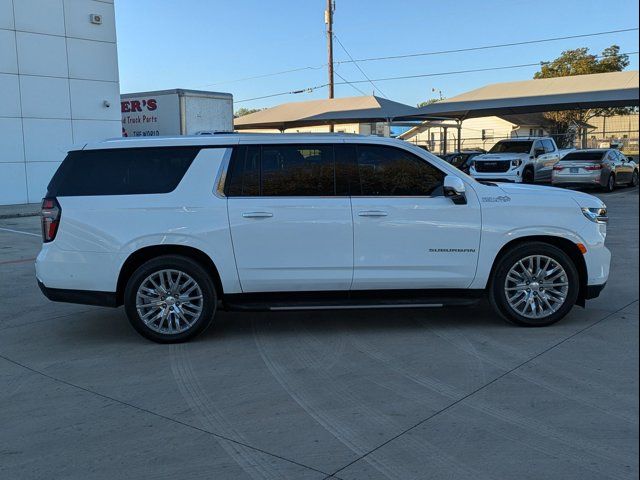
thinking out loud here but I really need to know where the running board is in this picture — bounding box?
[222,289,484,312]
[270,303,444,311]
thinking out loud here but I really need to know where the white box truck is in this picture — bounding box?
[121,89,233,137]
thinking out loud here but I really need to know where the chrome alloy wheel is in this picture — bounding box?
[135,269,204,334]
[504,255,569,319]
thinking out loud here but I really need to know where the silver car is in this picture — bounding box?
[552,149,639,192]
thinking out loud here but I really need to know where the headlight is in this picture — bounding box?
[511,159,522,167]
[581,207,608,223]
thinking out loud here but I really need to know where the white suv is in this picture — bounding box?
[36,134,611,343]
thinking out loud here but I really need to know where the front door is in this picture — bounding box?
[348,143,482,290]
[226,143,353,293]
[538,139,560,182]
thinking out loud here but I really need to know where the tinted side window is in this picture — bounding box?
[334,144,357,196]
[226,146,260,196]
[355,145,444,196]
[262,145,334,196]
[47,147,199,196]
[543,140,555,153]
[226,145,337,197]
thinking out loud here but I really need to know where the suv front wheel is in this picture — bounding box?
[124,255,217,343]
[489,242,579,327]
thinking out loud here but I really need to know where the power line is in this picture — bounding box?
[197,65,324,88]
[234,51,639,103]
[205,27,638,88]
[334,70,367,95]
[333,33,388,98]
[335,27,639,65]
[332,51,639,85]
[235,84,327,103]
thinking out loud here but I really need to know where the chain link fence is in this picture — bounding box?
[404,128,639,158]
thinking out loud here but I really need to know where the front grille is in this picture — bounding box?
[475,160,511,173]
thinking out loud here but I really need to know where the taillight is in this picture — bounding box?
[41,197,61,243]
[553,165,564,171]
[584,164,602,171]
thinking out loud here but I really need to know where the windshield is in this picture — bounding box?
[561,151,606,162]
[489,141,533,154]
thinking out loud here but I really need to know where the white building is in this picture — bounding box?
[399,112,639,155]
[0,0,121,205]
[399,114,552,154]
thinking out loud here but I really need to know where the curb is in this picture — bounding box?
[0,212,40,220]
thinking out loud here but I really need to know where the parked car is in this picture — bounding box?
[552,149,639,191]
[470,137,571,183]
[37,134,610,343]
[440,150,485,174]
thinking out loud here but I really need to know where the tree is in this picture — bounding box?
[533,45,632,147]
[234,107,263,118]
[417,97,445,108]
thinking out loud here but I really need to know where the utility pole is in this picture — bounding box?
[325,0,335,131]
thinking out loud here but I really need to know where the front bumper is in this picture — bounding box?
[470,170,521,183]
[585,283,607,300]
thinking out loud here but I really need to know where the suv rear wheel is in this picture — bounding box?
[124,255,217,343]
[489,242,579,327]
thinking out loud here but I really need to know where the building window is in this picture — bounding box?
[482,129,494,140]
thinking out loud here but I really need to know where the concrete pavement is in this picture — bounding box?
[0,187,637,479]
[0,203,40,219]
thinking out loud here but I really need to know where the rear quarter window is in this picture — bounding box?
[47,147,200,196]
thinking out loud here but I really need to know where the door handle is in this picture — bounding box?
[358,210,388,217]
[242,212,273,219]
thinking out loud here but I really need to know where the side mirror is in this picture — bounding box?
[534,147,545,158]
[443,175,467,205]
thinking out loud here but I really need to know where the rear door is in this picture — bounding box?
[614,151,633,183]
[348,143,481,290]
[226,143,353,292]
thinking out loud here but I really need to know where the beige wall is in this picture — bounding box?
[236,122,391,136]
[588,114,638,137]
[402,116,518,153]
[586,114,639,153]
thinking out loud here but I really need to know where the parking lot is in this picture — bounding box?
[0,187,637,479]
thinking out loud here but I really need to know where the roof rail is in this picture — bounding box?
[193,130,238,135]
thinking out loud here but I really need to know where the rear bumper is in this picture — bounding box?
[38,280,118,307]
[36,243,123,292]
[552,172,603,187]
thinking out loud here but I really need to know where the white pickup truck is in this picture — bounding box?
[470,137,571,184]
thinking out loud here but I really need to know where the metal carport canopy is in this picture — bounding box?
[234,95,420,130]
[406,70,639,120]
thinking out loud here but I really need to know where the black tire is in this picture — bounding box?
[124,255,217,343]
[629,170,639,187]
[604,173,615,192]
[489,242,580,327]
[522,167,535,184]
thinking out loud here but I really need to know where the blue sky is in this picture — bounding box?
[115,0,639,110]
